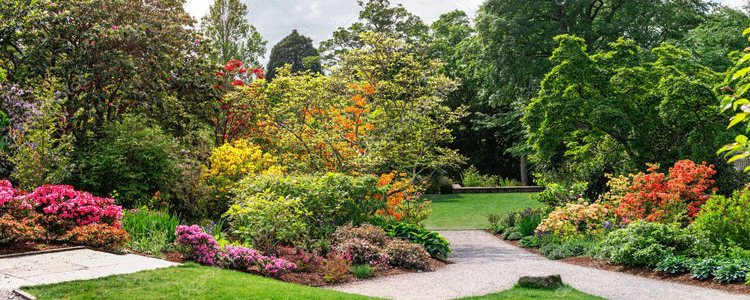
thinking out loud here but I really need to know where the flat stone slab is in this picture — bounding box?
[0,249,179,290]
[328,230,749,300]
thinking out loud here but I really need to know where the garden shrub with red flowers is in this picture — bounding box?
[599,159,716,224]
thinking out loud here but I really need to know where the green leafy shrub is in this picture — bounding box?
[691,257,721,280]
[385,239,431,271]
[122,208,180,256]
[539,238,594,260]
[423,174,454,194]
[382,222,451,259]
[593,221,697,267]
[72,116,181,208]
[655,255,693,274]
[233,173,387,240]
[714,259,750,283]
[351,264,376,279]
[224,191,310,253]
[503,227,523,240]
[519,235,541,248]
[516,208,544,237]
[694,189,750,249]
[532,182,587,207]
[461,165,496,187]
[487,213,507,234]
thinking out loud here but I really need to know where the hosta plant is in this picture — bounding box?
[655,255,693,274]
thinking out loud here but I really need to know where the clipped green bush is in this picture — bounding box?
[233,173,387,240]
[224,191,310,253]
[593,221,697,267]
[694,189,750,250]
[382,222,451,259]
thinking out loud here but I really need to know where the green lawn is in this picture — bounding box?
[422,193,542,229]
[22,264,382,300]
[455,285,607,300]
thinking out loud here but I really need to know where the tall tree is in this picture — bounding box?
[678,6,750,72]
[318,0,428,66]
[201,0,267,67]
[266,30,321,81]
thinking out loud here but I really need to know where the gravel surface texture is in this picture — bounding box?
[328,230,750,300]
[0,290,23,300]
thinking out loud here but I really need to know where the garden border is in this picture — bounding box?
[12,289,36,300]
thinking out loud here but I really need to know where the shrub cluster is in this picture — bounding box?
[536,202,612,239]
[382,222,451,259]
[593,221,699,267]
[693,188,750,249]
[330,223,432,271]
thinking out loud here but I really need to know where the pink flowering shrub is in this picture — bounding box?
[175,225,296,276]
[175,225,220,266]
[0,180,32,217]
[24,184,123,230]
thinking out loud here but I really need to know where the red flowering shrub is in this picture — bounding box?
[605,159,716,224]
[0,180,32,218]
[62,224,129,249]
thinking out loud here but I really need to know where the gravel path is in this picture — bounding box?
[328,230,750,300]
[0,290,23,300]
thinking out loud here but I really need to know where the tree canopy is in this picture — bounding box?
[266,30,321,81]
[201,0,268,67]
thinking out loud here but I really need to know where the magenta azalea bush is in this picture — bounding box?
[175,225,296,276]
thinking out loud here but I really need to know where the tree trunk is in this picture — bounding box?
[520,155,529,186]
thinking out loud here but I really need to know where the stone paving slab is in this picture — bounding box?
[329,230,750,300]
[0,249,179,290]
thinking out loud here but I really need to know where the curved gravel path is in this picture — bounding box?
[328,230,749,300]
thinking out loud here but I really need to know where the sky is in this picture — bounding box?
[184,0,745,64]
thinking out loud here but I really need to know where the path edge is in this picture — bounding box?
[0,246,87,259]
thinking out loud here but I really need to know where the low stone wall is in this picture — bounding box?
[450,185,544,194]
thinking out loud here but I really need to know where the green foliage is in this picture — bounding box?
[538,238,595,260]
[351,264,376,279]
[223,191,310,253]
[502,227,523,241]
[0,0,218,140]
[519,235,541,249]
[714,259,750,283]
[655,255,694,274]
[72,116,180,208]
[531,182,587,207]
[266,30,320,80]
[233,173,387,240]
[516,209,543,237]
[593,221,699,267]
[200,0,267,66]
[678,6,750,72]
[691,257,721,280]
[525,35,730,188]
[461,165,496,187]
[122,207,180,256]
[8,78,73,190]
[384,239,431,270]
[382,222,451,259]
[694,189,750,249]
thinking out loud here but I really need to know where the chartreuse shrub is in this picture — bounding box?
[461,165,496,187]
[593,221,702,267]
[232,173,387,240]
[382,222,451,259]
[693,188,750,249]
[531,181,587,207]
[536,201,612,239]
[223,191,309,253]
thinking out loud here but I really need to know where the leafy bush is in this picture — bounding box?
[0,214,44,244]
[175,225,220,266]
[532,182,587,207]
[331,223,389,247]
[61,224,130,249]
[694,189,750,249]
[423,174,454,194]
[72,116,181,208]
[655,255,693,274]
[539,238,595,260]
[320,253,352,283]
[333,238,384,266]
[233,173,387,239]
[224,191,309,253]
[502,227,523,240]
[385,239,431,271]
[275,247,322,272]
[351,264,376,278]
[536,202,612,239]
[516,208,544,237]
[382,222,451,259]
[25,184,123,234]
[461,165,497,187]
[593,221,697,267]
[691,257,720,280]
[714,259,750,283]
[122,208,180,255]
[519,235,541,248]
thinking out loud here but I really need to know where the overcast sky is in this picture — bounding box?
[183,0,744,64]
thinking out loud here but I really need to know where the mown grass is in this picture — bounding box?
[455,285,607,300]
[22,263,383,300]
[422,193,542,229]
